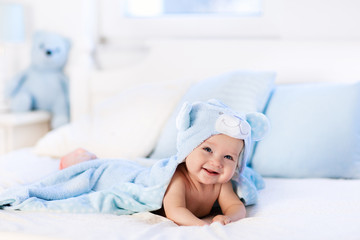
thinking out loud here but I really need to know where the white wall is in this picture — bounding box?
[2,0,360,82]
[279,0,360,40]
[8,0,83,42]
[6,0,360,43]
[3,0,360,62]
[3,0,360,119]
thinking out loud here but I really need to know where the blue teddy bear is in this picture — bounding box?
[6,31,71,129]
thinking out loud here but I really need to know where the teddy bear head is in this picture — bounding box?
[31,31,71,71]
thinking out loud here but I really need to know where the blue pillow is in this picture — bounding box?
[251,82,360,178]
[150,70,276,159]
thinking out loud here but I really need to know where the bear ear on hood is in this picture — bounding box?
[176,102,193,131]
[246,112,270,141]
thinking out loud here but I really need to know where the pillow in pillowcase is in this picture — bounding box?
[34,81,189,159]
[150,70,276,159]
[251,82,360,178]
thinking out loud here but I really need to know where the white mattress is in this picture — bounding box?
[1,149,359,240]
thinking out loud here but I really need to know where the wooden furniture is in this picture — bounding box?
[0,111,50,155]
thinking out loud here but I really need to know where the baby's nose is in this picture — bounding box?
[210,156,223,168]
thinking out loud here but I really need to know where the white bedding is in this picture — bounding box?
[1,149,359,240]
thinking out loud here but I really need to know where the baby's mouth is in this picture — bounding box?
[203,168,219,175]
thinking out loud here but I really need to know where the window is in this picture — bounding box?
[125,0,262,17]
[99,0,278,39]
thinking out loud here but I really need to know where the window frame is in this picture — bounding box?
[99,0,279,39]
[125,0,263,17]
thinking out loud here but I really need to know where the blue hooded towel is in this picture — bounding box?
[0,100,269,214]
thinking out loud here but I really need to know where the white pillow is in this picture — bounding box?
[34,80,190,159]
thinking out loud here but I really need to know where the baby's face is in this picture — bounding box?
[185,134,244,185]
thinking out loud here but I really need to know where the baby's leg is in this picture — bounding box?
[59,148,97,170]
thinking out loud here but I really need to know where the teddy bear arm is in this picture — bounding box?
[50,88,70,128]
[5,71,28,98]
[60,75,70,102]
[6,71,34,112]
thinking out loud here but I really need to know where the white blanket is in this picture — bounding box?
[1,149,359,240]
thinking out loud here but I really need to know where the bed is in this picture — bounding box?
[1,149,360,240]
[2,14,360,240]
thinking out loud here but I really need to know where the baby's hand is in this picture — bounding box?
[212,215,231,225]
[59,148,97,170]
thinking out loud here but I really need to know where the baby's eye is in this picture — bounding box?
[203,147,212,153]
[224,155,234,161]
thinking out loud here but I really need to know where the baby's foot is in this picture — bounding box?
[59,148,97,170]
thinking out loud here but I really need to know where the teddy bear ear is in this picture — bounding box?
[176,102,193,131]
[246,112,270,141]
[63,37,71,50]
[33,31,43,44]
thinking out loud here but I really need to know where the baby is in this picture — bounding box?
[60,99,268,226]
[162,133,245,226]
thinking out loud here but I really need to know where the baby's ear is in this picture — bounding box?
[246,112,270,141]
[176,102,193,131]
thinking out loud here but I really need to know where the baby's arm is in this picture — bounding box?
[213,181,246,225]
[163,172,208,226]
[59,148,97,170]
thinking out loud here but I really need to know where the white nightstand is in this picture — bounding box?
[0,111,51,155]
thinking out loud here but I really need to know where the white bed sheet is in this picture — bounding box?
[0,149,359,240]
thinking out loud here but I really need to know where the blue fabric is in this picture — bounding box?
[150,70,276,159]
[0,157,263,214]
[176,100,269,173]
[252,82,360,178]
[0,158,176,214]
